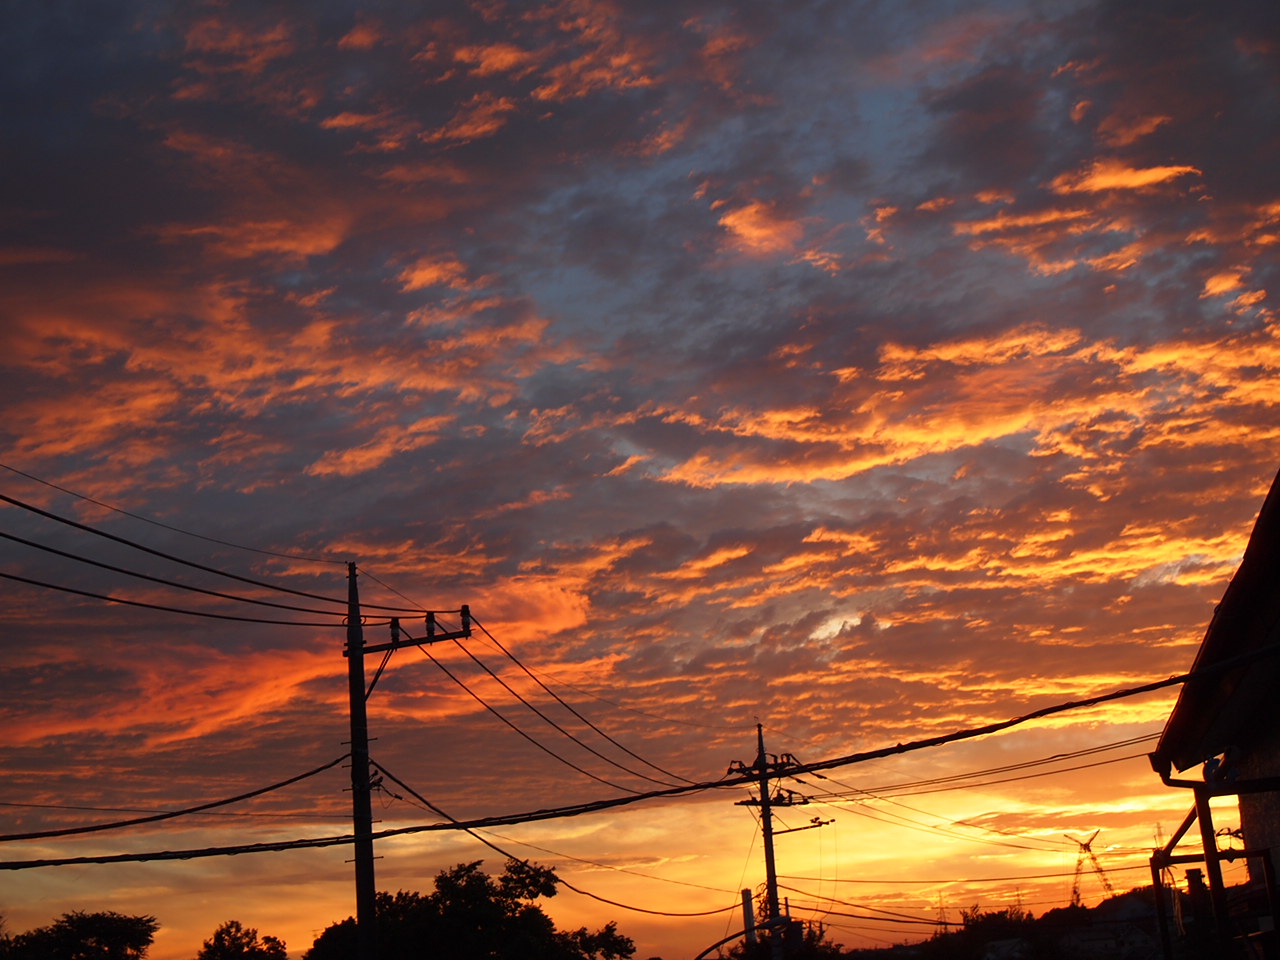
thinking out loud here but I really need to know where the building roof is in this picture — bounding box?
[1151,467,1280,775]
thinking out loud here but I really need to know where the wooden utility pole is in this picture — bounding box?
[346,563,377,960]
[344,563,471,960]
[731,724,808,960]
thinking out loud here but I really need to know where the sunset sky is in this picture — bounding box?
[2,1,1279,957]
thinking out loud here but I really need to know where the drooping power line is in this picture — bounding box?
[0,492,422,612]
[414,643,651,796]
[450,636,684,789]
[0,755,350,842]
[371,759,738,918]
[471,616,698,785]
[0,569,358,627]
[0,461,346,564]
[0,528,354,617]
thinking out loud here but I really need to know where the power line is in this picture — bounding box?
[0,528,353,617]
[0,800,350,821]
[0,773,726,870]
[809,750,1155,801]
[415,644,650,795]
[450,636,683,789]
[0,756,350,842]
[801,794,1062,853]
[560,880,735,917]
[371,760,737,918]
[466,635,743,732]
[777,863,1155,884]
[0,492,422,612]
[809,734,1159,799]
[810,783,1064,850]
[372,764,732,895]
[791,767,1068,851]
[356,566,429,612]
[0,570,362,627]
[779,883,939,924]
[776,657,1262,783]
[0,461,346,564]
[477,831,738,895]
[471,617,698,785]
[793,907,941,928]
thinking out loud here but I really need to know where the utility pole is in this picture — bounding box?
[730,724,808,960]
[344,563,471,960]
[346,563,376,960]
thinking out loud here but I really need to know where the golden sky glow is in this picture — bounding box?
[1,2,1277,958]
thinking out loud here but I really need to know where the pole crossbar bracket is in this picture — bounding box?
[356,607,472,654]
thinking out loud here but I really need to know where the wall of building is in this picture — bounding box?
[1238,712,1280,884]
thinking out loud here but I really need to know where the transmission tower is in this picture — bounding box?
[1067,829,1116,906]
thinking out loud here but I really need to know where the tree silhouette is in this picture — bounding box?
[0,910,158,960]
[195,920,287,959]
[304,859,634,960]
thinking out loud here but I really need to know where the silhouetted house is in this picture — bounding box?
[1149,466,1280,958]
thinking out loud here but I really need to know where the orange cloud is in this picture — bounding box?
[604,454,647,477]
[895,525,1247,589]
[682,19,755,97]
[377,159,473,185]
[1084,241,1147,272]
[158,129,370,259]
[4,378,187,462]
[659,545,753,580]
[183,17,295,76]
[953,205,1138,275]
[917,196,955,212]
[8,645,342,748]
[0,270,585,473]
[975,189,1015,205]
[720,202,805,255]
[1096,112,1172,147]
[954,207,1093,236]
[1049,158,1201,194]
[634,115,695,155]
[304,416,454,477]
[423,92,518,143]
[528,0,656,101]
[878,324,1082,378]
[656,321,1280,488]
[1230,289,1268,313]
[319,111,385,130]
[338,20,384,51]
[161,216,351,261]
[454,42,543,77]
[1201,268,1247,298]
[398,256,476,292]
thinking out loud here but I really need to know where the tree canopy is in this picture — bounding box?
[0,910,158,960]
[303,859,635,960]
[195,920,287,960]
